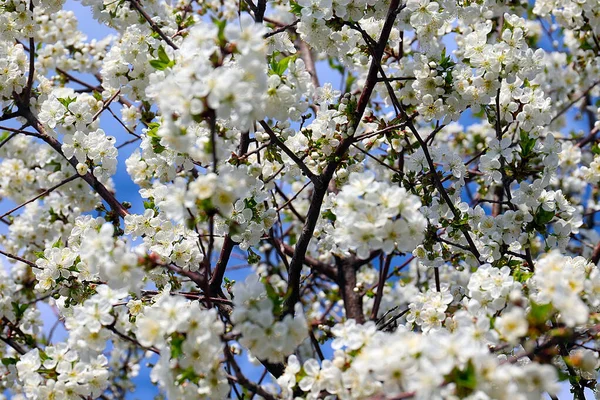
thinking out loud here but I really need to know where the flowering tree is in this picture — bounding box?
[1,0,600,398]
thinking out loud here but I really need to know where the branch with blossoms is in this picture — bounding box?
[1,0,600,399]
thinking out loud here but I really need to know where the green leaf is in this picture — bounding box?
[512,267,533,283]
[439,46,455,69]
[1,357,17,366]
[269,54,296,76]
[38,351,50,361]
[145,123,166,153]
[47,160,62,172]
[323,209,336,222]
[12,302,29,319]
[534,206,555,225]
[247,248,261,264]
[149,46,174,70]
[211,17,227,45]
[289,0,303,15]
[519,129,537,157]
[146,122,160,136]
[151,137,166,153]
[157,45,170,63]
[265,144,283,163]
[143,199,156,210]
[529,301,554,325]
[170,334,185,358]
[57,96,77,109]
[176,366,198,384]
[149,59,169,70]
[244,197,257,210]
[446,359,477,397]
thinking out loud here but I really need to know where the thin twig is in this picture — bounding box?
[550,81,600,124]
[259,120,318,183]
[0,174,79,220]
[16,107,129,219]
[371,254,392,320]
[0,249,38,269]
[264,19,299,38]
[92,90,121,122]
[127,0,179,49]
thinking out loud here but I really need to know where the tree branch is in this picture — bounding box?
[259,120,318,183]
[349,20,482,263]
[209,235,235,295]
[283,0,401,315]
[550,80,600,124]
[23,0,35,99]
[0,249,39,269]
[224,346,280,400]
[370,254,392,320]
[127,0,179,50]
[0,174,79,220]
[16,106,129,219]
[105,324,160,355]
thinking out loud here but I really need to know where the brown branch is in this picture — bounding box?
[255,0,267,23]
[550,80,600,124]
[0,249,39,269]
[0,335,26,355]
[92,90,121,122]
[276,240,337,280]
[165,263,206,288]
[117,136,141,149]
[107,107,141,138]
[354,121,412,141]
[283,0,401,315]
[370,254,392,320]
[259,120,318,183]
[224,346,280,400]
[16,106,129,219]
[105,324,160,355]
[376,76,416,82]
[23,0,35,99]
[56,68,101,91]
[351,142,403,174]
[577,125,599,148]
[297,40,320,88]
[0,174,79,220]
[350,21,481,263]
[274,182,308,223]
[337,256,365,323]
[127,0,179,50]
[0,132,17,150]
[0,112,19,122]
[209,235,235,295]
[140,290,232,305]
[264,20,299,38]
[0,125,39,137]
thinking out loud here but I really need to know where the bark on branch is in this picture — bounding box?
[282,0,401,315]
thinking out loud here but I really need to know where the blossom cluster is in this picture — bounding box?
[135,293,230,399]
[329,171,427,259]
[232,274,308,363]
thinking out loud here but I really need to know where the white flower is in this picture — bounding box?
[495,308,528,343]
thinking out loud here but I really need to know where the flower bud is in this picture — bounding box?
[76,163,88,175]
